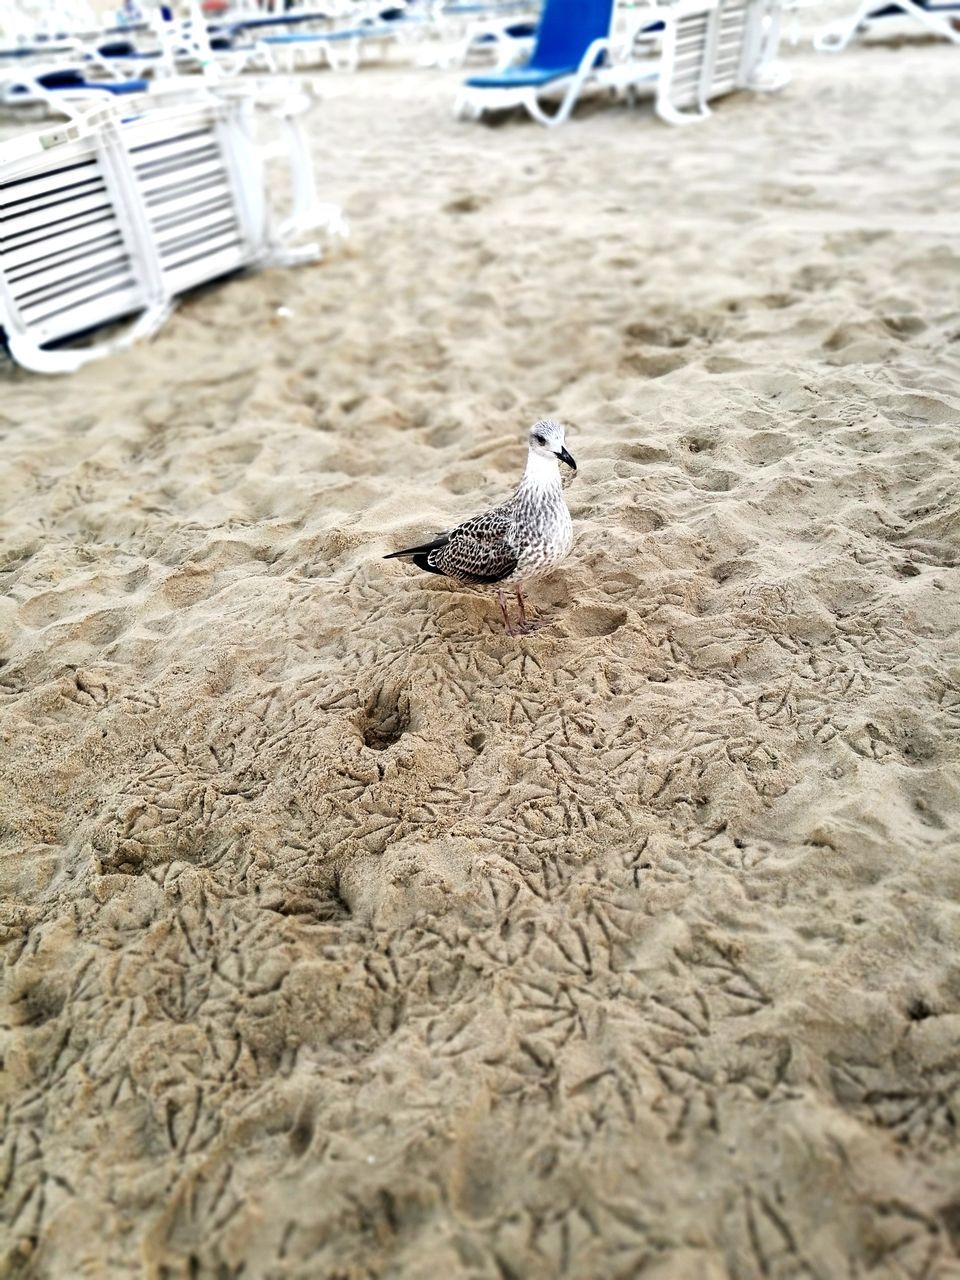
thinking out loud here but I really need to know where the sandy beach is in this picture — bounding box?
[2,28,960,1279]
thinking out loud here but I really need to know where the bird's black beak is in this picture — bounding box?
[557,446,577,471]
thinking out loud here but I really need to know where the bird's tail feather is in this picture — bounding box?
[383,534,449,561]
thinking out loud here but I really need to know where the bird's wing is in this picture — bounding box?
[428,505,519,583]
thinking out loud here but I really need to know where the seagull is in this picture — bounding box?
[384,419,576,635]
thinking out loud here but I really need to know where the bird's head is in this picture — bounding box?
[528,419,576,472]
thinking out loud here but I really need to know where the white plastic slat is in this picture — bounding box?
[140,163,229,206]
[125,120,218,154]
[0,173,105,224]
[151,194,234,233]
[20,254,137,312]
[1,219,123,272]
[1,191,116,245]
[161,242,247,294]
[30,282,145,342]
[128,132,221,175]
[155,207,240,246]
[674,53,707,75]
[158,223,242,264]
[671,71,702,91]
[132,129,219,158]
[8,242,131,299]
[136,154,224,195]
[133,141,221,180]
[28,267,141,325]
[0,155,101,206]
[132,130,218,159]
[142,180,234,222]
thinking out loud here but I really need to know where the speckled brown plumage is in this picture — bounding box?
[385,419,576,633]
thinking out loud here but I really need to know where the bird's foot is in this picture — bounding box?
[514,618,546,635]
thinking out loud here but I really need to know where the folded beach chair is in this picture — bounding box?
[0,82,344,373]
[645,0,787,124]
[454,0,633,126]
[814,0,959,48]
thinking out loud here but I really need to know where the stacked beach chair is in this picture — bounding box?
[0,81,344,372]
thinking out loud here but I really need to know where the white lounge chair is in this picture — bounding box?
[814,0,959,48]
[645,0,788,125]
[0,81,344,373]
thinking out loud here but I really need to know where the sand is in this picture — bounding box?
[2,31,960,1280]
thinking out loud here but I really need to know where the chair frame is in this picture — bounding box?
[455,33,642,126]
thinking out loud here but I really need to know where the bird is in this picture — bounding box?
[384,419,577,635]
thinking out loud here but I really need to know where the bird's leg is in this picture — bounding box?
[516,583,528,627]
[515,582,544,634]
[497,588,516,636]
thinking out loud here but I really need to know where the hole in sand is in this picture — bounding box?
[289,1103,315,1156]
[358,686,410,751]
[567,607,627,638]
[622,442,671,465]
[907,998,934,1022]
[680,436,714,455]
[693,470,737,493]
[622,505,664,533]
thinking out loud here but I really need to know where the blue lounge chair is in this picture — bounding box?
[455,0,656,125]
[40,69,149,94]
[814,0,959,47]
[0,63,150,112]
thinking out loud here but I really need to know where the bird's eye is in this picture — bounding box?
[534,435,546,446]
